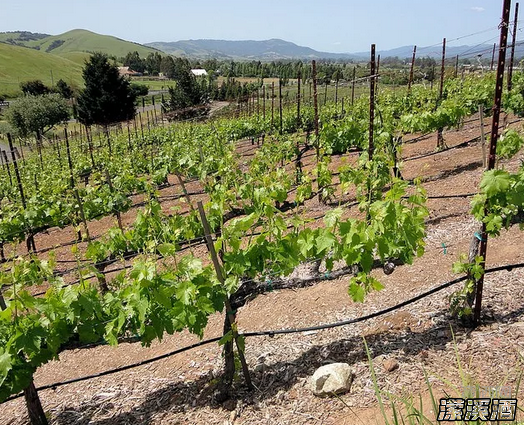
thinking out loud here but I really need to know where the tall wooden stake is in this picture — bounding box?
[408,45,417,93]
[65,129,90,241]
[262,85,266,120]
[312,60,320,159]
[271,82,275,130]
[8,134,34,252]
[105,170,123,233]
[279,79,283,135]
[508,2,519,91]
[491,42,497,70]
[474,0,511,326]
[197,202,253,391]
[437,38,447,150]
[375,54,381,95]
[2,151,12,186]
[369,44,376,161]
[351,67,356,105]
[479,104,487,168]
[297,71,301,126]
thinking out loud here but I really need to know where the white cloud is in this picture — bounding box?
[471,6,485,12]
[333,41,342,45]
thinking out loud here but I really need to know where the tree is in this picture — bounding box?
[4,94,69,142]
[56,79,73,99]
[130,83,149,98]
[76,53,136,127]
[20,80,50,96]
[160,56,176,79]
[167,59,208,110]
[145,52,163,76]
[123,51,145,73]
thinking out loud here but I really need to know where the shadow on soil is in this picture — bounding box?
[51,307,491,425]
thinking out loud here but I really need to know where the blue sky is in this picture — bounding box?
[0,0,511,53]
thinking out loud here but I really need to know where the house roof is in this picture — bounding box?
[191,69,208,76]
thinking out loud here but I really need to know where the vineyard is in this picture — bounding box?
[2,6,524,423]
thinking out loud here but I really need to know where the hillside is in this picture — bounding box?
[0,42,83,97]
[146,38,356,60]
[0,31,50,46]
[20,29,160,57]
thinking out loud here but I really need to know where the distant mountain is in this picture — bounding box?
[146,38,357,60]
[353,44,524,60]
[0,29,161,58]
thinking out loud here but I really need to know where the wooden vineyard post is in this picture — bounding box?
[271,82,275,130]
[479,104,487,168]
[160,94,165,125]
[8,134,35,252]
[2,150,13,186]
[0,293,49,425]
[436,38,447,150]
[369,44,376,161]
[491,42,497,70]
[262,85,266,120]
[152,95,158,125]
[127,121,132,152]
[323,78,328,107]
[18,139,25,162]
[474,0,511,326]
[256,89,260,118]
[105,126,112,156]
[197,202,253,392]
[297,71,301,127]
[86,126,95,168]
[65,129,90,242]
[508,2,519,91]
[351,67,356,105]
[408,45,417,93]
[105,170,124,232]
[175,172,195,212]
[279,79,283,135]
[312,60,320,161]
[335,75,339,107]
[455,55,459,78]
[375,54,381,95]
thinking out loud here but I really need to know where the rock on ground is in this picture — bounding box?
[310,363,353,397]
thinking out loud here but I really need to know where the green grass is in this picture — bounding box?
[0,43,83,97]
[55,51,92,66]
[131,78,176,91]
[363,331,524,425]
[24,29,160,58]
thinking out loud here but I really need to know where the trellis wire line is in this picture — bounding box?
[2,261,523,404]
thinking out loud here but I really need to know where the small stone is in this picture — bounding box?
[310,363,353,397]
[383,358,399,372]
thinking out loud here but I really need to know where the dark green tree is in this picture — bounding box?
[20,80,50,96]
[123,51,145,73]
[76,53,136,126]
[160,56,176,79]
[168,59,208,109]
[55,79,73,99]
[145,52,163,75]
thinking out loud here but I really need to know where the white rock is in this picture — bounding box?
[310,363,353,396]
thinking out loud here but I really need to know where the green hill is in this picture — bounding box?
[25,29,160,57]
[0,43,83,97]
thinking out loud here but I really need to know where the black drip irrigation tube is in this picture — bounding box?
[3,261,524,404]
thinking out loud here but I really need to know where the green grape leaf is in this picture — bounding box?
[480,170,511,197]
